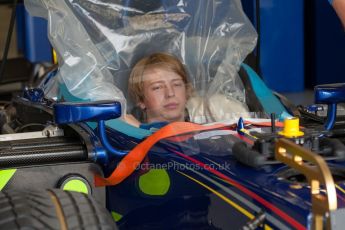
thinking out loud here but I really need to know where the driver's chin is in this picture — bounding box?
[147,107,184,123]
[161,110,184,122]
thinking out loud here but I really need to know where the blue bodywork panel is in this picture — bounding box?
[100,123,345,229]
[259,0,304,92]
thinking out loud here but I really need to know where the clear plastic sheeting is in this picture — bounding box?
[25,0,257,123]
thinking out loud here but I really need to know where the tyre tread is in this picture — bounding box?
[0,189,117,230]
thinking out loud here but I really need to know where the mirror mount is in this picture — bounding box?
[54,101,129,157]
[315,83,345,130]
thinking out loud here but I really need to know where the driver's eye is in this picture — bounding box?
[151,84,164,91]
[173,82,184,87]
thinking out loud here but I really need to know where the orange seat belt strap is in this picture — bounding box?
[94,121,229,187]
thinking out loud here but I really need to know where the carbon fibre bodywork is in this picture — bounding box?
[0,98,106,206]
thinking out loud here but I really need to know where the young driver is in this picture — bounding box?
[125,53,192,127]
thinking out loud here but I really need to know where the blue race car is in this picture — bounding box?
[1,0,345,229]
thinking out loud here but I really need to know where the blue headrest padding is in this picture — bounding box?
[241,63,292,121]
[58,83,152,139]
[87,119,152,139]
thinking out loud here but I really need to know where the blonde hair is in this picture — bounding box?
[128,53,191,104]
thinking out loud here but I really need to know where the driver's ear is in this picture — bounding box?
[138,101,146,110]
[186,83,193,100]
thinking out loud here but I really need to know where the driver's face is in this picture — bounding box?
[139,68,187,123]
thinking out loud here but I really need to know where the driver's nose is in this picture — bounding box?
[165,84,175,98]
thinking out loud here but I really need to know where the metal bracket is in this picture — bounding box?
[0,125,64,142]
[275,138,337,230]
[42,125,64,137]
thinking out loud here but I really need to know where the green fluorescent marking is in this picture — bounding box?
[0,169,16,191]
[138,169,170,196]
[62,179,89,194]
[111,211,123,222]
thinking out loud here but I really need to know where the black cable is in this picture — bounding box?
[0,0,18,83]
[271,113,276,133]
